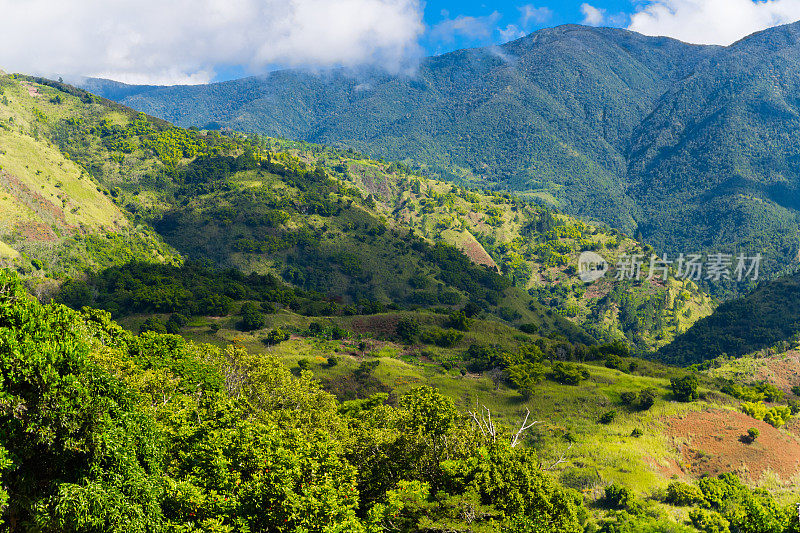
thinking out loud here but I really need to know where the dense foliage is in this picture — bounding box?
[0,271,592,531]
[658,274,800,365]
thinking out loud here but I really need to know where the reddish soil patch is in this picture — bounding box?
[755,351,800,393]
[584,278,613,299]
[1,172,74,235]
[349,315,401,338]
[20,82,41,97]
[458,236,497,269]
[664,409,800,482]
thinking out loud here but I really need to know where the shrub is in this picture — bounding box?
[549,362,590,385]
[139,316,167,334]
[630,428,643,438]
[746,428,759,443]
[297,358,311,371]
[165,313,188,334]
[327,356,339,367]
[446,310,472,331]
[670,375,699,402]
[620,391,638,406]
[239,302,266,331]
[519,323,538,334]
[636,388,658,410]
[689,509,730,533]
[604,354,625,370]
[666,481,705,506]
[263,328,290,346]
[396,317,420,343]
[604,484,641,514]
[599,410,617,424]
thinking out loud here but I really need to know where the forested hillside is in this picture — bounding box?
[0,75,175,285]
[0,72,714,351]
[83,23,800,287]
[658,273,800,366]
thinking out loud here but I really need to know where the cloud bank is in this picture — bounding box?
[0,0,424,84]
[629,0,800,45]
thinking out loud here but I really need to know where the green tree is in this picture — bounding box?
[670,375,699,402]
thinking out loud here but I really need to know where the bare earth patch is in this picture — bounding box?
[664,408,800,482]
[755,350,800,393]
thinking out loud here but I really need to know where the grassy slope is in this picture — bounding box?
[116,308,800,514]
[0,75,177,279]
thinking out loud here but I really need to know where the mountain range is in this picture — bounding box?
[82,23,800,285]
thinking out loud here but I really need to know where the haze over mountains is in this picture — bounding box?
[83,22,800,280]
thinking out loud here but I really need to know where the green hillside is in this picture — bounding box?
[2,73,800,531]
[658,273,800,366]
[83,23,800,289]
[0,75,176,284]
[1,73,714,350]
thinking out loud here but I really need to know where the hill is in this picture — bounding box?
[657,273,800,365]
[2,73,714,350]
[0,75,176,286]
[82,23,800,288]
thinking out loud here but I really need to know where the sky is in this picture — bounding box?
[0,0,800,85]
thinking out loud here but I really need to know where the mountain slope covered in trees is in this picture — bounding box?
[83,23,800,283]
[2,72,716,350]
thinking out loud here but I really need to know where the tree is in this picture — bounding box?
[396,316,420,343]
[140,316,167,334]
[239,301,266,331]
[671,375,699,402]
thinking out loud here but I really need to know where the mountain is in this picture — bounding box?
[82,23,800,286]
[4,74,800,530]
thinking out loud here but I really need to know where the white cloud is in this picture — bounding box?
[0,0,424,85]
[498,24,527,42]
[629,0,800,45]
[581,3,607,26]
[518,5,553,26]
[429,12,503,44]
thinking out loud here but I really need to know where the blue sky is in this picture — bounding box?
[419,0,634,57]
[2,0,800,85]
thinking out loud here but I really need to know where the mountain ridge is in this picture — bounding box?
[79,23,800,287]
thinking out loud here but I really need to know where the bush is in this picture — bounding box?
[666,481,705,506]
[239,302,266,331]
[139,316,167,334]
[689,509,730,533]
[599,410,617,424]
[263,328,290,346]
[297,358,311,371]
[620,391,638,406]
[446,310,472,331]
[746,428,759,443]
[396,317,420,343]
[549,362,590,385]
[670,375,699,402]
[519,323,538,334]
[327,356,339,367]
[630,428,643,438]
[604,484,641,514]
[636,388,658,410]
[165,313,188,334]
